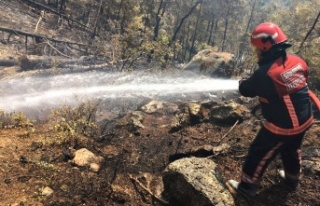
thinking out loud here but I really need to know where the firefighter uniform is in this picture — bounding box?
[227,22,320,196]
[238,50,320,189]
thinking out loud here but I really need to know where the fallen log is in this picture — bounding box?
[0,58,17,67]
[0,26,86,47]
[0,55,109,71]
[64,63,110,70]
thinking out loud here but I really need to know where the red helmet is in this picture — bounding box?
[250,22,287,51]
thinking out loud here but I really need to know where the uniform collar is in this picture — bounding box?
[258,49,286,66]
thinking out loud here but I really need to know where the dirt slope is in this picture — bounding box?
[0,106,319,206]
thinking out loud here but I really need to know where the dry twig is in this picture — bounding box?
[35,10,45,33]
[128,174,169,205]
[219,120,239,144]
[43,41,71,58]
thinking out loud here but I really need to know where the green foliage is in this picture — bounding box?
[0,111,35,138]
[50,102,100,137]
[13,112,33,127]
[197,43,219,52]
[0,110,14,128]
[0,110,33,128]
[21,0,320,75]
[304,37,320,91]
[142,35,173,63]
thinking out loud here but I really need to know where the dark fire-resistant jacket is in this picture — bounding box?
[239,50,319,135]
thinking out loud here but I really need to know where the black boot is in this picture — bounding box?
[278,170,300,190]
[227,180,258,196]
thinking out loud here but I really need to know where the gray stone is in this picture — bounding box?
[139,100,179,114]
[303,158,320,175]
[209,100,250,125]
[116,111,145,131]
[163,157,234,206]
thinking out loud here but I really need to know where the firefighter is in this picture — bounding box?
[227,22,320,196]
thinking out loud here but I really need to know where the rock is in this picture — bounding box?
[116,111,145,131]
[41,186,54,196]
[187,102,202,117]
[181,102,203,122]
[89,163,101,172]
[140,100,165,114]
[183,49,236,78]
[170,106,191,132]
[139,100,179,114]
[163,157,234,206]
[199,100,220,121]
[212,143,231,155]
[170,102,204,132]
[71,148,103,172]
[209,100,251,125]
[303,157,320,175]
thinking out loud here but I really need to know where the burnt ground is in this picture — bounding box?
[0,96,319,206]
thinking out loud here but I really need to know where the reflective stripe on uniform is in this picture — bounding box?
[263,116,313,136]
[252,142,283,182]
[283,95,299,128]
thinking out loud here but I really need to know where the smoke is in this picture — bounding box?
[0,70,239,118]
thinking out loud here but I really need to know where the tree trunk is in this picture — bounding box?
[235,0,256,68]
[297,11,320,54]
[168,1,202,47]
[91,0,103,38]
[153,0,167,41]
[207,19,214,45]
[188,3,202,60]
[221,7,230,52]
[117,0,124,20]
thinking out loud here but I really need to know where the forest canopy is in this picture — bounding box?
[2,0,320,89]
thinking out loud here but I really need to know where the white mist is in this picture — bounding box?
[0,70,239,113]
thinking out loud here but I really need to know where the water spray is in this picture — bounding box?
[0,70,239,117]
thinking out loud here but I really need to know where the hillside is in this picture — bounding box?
[0,1,319,206]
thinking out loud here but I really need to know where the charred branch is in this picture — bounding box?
[0,26,86,47]
[20,0,91,32]
[297,11,320,54]
[0,55,110,71]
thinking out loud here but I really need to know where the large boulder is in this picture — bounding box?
[183,49,236,78]
[162,157,234,206]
